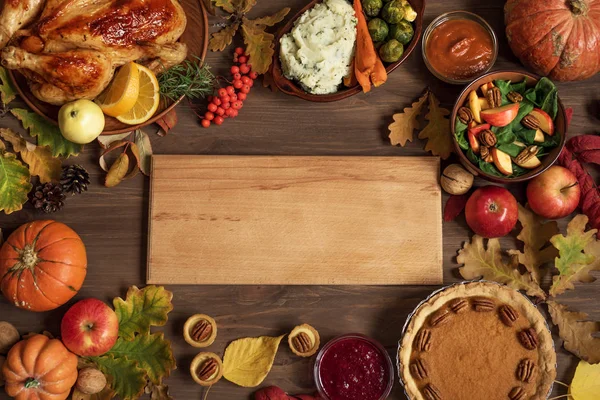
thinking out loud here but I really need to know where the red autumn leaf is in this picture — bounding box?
[567,135,600,153]
[294,395,322,400]
[444,194,469,222]
[565,107,573,127]
[575,149,600,164]
[156,109,178,136]
[255,386,291,400]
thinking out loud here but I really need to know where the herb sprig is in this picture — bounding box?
[157,57,217,102]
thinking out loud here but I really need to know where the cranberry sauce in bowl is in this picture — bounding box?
[314,334,394,400]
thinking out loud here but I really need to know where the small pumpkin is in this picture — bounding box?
[3,334,78,400]
[505,0,600,81]
[0,220,87,312]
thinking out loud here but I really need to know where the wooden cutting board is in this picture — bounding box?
[147,156,443,285]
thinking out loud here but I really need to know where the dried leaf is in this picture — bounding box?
[213,0,236,13]
[134,130,152,175]
[249,7,290,28]
[99,140,129,172]
[0,128,61,183]
[113,285,173,341]
[569,360,600,400]
[147,383,173,400]
[549,214,600,296]
[155,109,178,136]
[105,153,129,188]
[507,204,559,283]
[223,335,285,387]
[457,235,546,299]
[89,354,147,400]
[0,150,32,214]
[97,132,132,149]
[547,301,600,364]
[0,66,16,104]
[418,92,453,159]
[443,194,468,222]
[125,142,141,180]
[209,22,240,52]
[241,9,291,75]
[388,91,428,146]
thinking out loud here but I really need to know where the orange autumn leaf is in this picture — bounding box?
[353,0,377,93]
[418,92,453,160]
[388,90,428,146]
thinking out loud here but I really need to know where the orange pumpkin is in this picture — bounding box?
[0,220,87,312]
[3,334,78,400]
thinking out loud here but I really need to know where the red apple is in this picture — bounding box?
[481,103,520,127]
[61,298,119,357]
[529,108,554,135]
[527,166,580,219]
[466,186,518,238]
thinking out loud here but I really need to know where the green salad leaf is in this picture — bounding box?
[455,119,468,150]
[524,77,558,119]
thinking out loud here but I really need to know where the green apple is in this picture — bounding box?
[58,100,105,144]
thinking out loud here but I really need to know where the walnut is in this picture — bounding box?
[0,321,20,354]
[440,164,474,195]
[76,368,107,395]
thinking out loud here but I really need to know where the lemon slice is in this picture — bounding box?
[95,62,140,117]
[116,64,160,125]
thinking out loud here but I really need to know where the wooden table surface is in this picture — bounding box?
[1,0,599,399]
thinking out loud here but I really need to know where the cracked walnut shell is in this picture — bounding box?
[190,352,223,386]
[183,314,217,348]
[288,324,320,357]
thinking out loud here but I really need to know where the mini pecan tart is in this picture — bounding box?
[190,352,223,386]
[288,323,320,357]
[398,282,556,400]
[183,314,218,348]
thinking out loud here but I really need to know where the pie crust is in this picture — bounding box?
[398,282,556,400]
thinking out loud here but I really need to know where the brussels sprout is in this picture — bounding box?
[381,0,405,24]
[388,20,414,45]
[403,3,418,22]
[379,39,404,63]
[368,18,389,43]
[362,0,382,17]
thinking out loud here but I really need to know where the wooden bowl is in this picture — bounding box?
[8,0,209,135]
[451,70,567,184]
[271,0,425,102]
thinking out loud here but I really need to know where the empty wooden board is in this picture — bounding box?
[147,156,443,285]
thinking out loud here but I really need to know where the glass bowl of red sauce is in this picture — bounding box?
[422,11,498,84]
[314,334,394,400]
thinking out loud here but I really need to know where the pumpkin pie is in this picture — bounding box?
[398,282,556,400]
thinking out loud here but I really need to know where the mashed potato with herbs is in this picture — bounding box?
[279,0,357,95]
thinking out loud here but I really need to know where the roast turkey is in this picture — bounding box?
[0,0,188,105]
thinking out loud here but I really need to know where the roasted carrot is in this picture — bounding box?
[353,0,377,93]
[344,59,357,87]
[371,55,388,87]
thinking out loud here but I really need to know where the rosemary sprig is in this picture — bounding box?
[157,57,217,102]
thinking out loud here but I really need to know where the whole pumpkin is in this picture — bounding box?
[3,334,78,400]
[0,220,87,312]
[505,0,600,81]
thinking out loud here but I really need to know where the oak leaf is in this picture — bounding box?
[146,383,173,400]
[549,214,600,297]
[457,235,546,298]
[223,335,285,387]
[507,204,559,283]
[89,354,147,400]
[569,360,600,400]
[0,150,32,214]
[0,66,16,104]
[241,8,290,75]
[547,301,600,364]
[209,22,240,52]
[249,8,290,28]
[388,90,428,146]
[0,128,61,183]
[213,0,255,13]
[418,92,453,159]
[113,285,173,341]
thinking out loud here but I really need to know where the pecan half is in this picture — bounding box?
[518,328,539,350]
[499,305,520,327]
[197,358,218,382]
[292,332,312,353]
[480,145,490,161]
[472,297,495,312]
[449,298,468,314]
[479,130,497,147]
[486,87,502,108]
[517,359,536,383]
[515,146,539,164]
[458,107,474,124]
[415,329,432,352]
[430,309,451,327]
[191,320,213,342]
[507,91,523,103]
[521,115,540,130]
[423,384,442,400]
[409,358,428,380]
[509,386,527,400]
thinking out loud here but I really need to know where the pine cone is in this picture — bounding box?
[30,182,66,213]
[61,164,90,195]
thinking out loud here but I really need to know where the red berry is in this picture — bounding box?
[233,72,242,80]
[225,108,234,117]
[249,71,258,79]
[241,76,251,85]
[205,111,215,120]
[226,86,235,95]
[214,116,224,125]
[237,92,247,101]
[233,55,238,63]
[233,80,243,89]
[232,100,243,110]
[231,66,240,74]
[207,103,217,112]
[201,119,210,128]
[218,88,227,97]
[240,85,250,94]
[221,95,230,103]
[230,94,238,102]
[238,55,247,64]
[207,95,213,102]
[212,97,221,106]
[222,102,231,110]
[230,109,238,117]
[216,107,225,116]
[240,64,250,74]
[235,47,244,55]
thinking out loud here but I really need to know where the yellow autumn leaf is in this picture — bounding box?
[388,90,428,146]
[0,128,61,183]
[105,152,129,187]
[222,335,284,387]
[418,92,453,159]
[241,9,289,75]
[209,22,239,52]
[570,360,600,400]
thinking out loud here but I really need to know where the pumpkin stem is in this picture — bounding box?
[568,0,588,15]
[24,378,40,389]
[19,244,39,270]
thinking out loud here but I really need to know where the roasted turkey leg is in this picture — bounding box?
[0,0,45,48]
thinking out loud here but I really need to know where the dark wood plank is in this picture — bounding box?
[1,0,599,399]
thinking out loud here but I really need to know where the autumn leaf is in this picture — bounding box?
[241,8,290,75]
[249,7,290,28]
[0,128,61,183]
[549,214,600,297]
[0,66,16,104]
[457,235,546,299]
[223,335,285,387]
[0,150,32,214]
[146,382,173,400]
[417,92,453,159]
[134,130,152,175]
[388,90,428,146]
[213,0,236,13]
[569,360,600,400]
[547,301,600,364]
[113,285,173,341]
[90,354,147,400]
[209,22,240,52]
[105,153,129,187]
[10,108,81,158]
[507,204,559,283]
[155,109,177,136]
[97,132,132,149]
